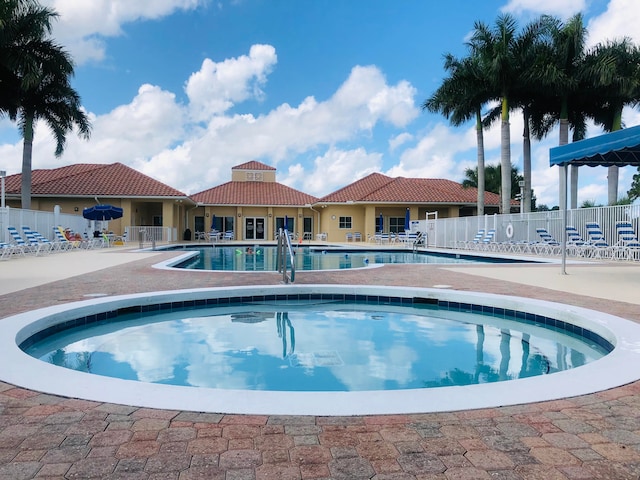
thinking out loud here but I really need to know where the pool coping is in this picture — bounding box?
[2,284,640,416]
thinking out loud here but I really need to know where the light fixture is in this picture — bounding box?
[332,215,336,220]
[268,213,272,217]
[206,212,209,217]
[74,207,79,212]
[238,213,242,217]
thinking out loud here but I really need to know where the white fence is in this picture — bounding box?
[416,204,640,250]
[0,206,177,246]
[0,206,88,244]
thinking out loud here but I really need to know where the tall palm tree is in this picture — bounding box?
[424,53,491,215]
[469,14,519,214]
[462,163,523,199]
[1,0,91,209]
[584,38,640,204]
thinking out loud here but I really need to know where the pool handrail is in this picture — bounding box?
[276,228,296,283]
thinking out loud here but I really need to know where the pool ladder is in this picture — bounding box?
[276,228,296,283]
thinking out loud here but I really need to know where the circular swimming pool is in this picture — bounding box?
[3,285,640,416]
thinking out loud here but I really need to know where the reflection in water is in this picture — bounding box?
[27,303,609,392]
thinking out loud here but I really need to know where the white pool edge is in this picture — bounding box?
[2,284,639,417]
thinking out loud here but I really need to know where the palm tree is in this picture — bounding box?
[462,163,523,199]
[423,53,491,215]
[469,14,519,214]
[584,38,640,204]
[1,0,91,208]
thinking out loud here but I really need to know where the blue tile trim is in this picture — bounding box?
[18,294,614,353]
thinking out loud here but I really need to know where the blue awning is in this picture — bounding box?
[549,124,640,167]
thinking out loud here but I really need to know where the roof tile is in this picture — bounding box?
[192,181,318,206]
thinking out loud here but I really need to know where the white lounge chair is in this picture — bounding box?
[615,222,640,260]
[534,228,560,255]
[585,222,612,259]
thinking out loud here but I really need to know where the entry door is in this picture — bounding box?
[245,217,266,240]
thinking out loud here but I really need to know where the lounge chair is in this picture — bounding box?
[566,226,591,257]
[7,226,37,255]
[461,229,484,250]
[54,226,81,249]
[21,226,54,254]
[0,242,19,259]
[534,228,560,255]
[615,222,640,260]
[478,229,496,251]
[585,222,612,259]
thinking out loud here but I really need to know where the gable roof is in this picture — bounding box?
[232,161,276,171]
[5,163,188,198]
[319,173,501,205]
[192,181,318,206]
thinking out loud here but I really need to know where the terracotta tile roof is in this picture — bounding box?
[192,181,318,206]
[319,173,501,205]
[232,161,276,171]
[5,163,188,197]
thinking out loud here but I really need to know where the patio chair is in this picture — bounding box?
[585,222,612,259]
[534,228,561,255]
[223,231,234,241]
[565,226,591,257]
[615,222,640,260]
[345,232,353,242]
[21,226,55,254]
[7,226,36,255]
[0,242,19,259]
[461,229,485,250]
[54,226,81,249]
[478,229,496,251]
[354,232,362,242]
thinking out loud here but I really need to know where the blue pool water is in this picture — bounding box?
[24,298,609,392]
[172,246,526,271]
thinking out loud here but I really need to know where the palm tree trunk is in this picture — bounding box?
[608,110,623,205]
[559,119,569,210]
[522,108,531,213]
[570,166,578,209]
[500,98,511,214]
[21,114,35,210]
[475,109,485,216]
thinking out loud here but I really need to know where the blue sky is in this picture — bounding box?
[1,0,639,206]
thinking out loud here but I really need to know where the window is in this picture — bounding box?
[339,216,352,229]
[389,217,404,233]
[246,172,263,181]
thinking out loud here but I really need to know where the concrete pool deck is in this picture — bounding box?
[1,245,640,479]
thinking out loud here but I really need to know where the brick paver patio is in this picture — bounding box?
[1,249,640,479]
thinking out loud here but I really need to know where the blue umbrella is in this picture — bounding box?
[211,214,216,231]
[404,208,410,231]
[378,213,383,233]
[284,215,289,231]
[82,204,123,221]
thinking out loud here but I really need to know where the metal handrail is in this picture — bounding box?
[276,228,296,283]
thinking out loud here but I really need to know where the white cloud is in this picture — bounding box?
[43,0,204,63]
[290,147,383,197]
[501,0,585,18]
[389,132,413,152]
[185,44,278,121]
[587,0,640,46]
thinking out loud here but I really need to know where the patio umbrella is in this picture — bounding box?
[82,205,123,221]
[284,215,289,231]
[378,213,383,233]
[404,208,410,231]
[211,214,216,231]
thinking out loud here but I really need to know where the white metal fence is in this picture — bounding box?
[415,204,640,250]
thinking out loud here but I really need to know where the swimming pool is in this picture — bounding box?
[161,246,531,271]
[23,297,609,392]
[3,285,640,416]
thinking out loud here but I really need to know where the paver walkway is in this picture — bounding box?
[1,248,640,479]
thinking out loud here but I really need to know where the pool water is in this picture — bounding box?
[25,300,608,392]
[173,246,524,271]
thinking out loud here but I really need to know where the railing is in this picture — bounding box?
[276,228,296,283]
[413,204,640,250]
[125,226,176,247]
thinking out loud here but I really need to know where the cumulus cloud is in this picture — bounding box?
[501,0,585,18]
[587,0,640,46]
[42,0,204,63]
[185,44,278,121]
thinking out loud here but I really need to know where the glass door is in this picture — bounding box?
[245,217,266,240]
